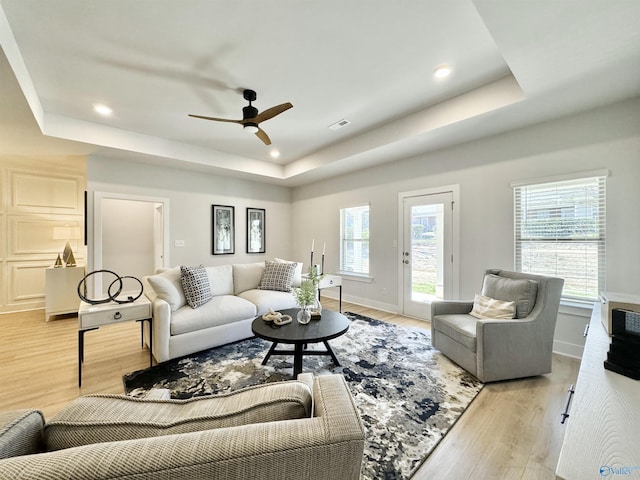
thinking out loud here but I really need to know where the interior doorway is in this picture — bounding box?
[93,192,169,296]
[399,186,459,320]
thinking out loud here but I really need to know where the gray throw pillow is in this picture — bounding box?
[259,261,297,292]
[481,274,538,318]
[180,265,213,308]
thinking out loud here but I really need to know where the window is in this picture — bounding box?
[513,173,606,301]
[340,205,370,275]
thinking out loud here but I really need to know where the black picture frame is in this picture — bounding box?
[246,207,266,254]
[212,205,235,255]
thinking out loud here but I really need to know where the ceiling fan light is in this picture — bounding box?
[244,124,259,134]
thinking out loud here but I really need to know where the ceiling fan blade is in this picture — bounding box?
[255,127,272,145]
[188,114,242,124]
[253,102,293,124]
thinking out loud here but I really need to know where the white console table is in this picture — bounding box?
[318,274,342,312]
[45,266,85,321]
[556,306,640,479]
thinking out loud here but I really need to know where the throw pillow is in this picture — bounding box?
[469,293,516,320]
[146,268,187,311]
[259,261,297,292]
[481,274,538,318]
[274,258,304,287]
[180,265,213,309]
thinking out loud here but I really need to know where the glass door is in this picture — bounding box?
[402,192,453,319]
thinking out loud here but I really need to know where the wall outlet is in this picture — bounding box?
[175,240,185,247]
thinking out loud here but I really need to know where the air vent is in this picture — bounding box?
[328,119,351,131]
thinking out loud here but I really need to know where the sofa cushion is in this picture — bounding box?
[44,381,313,451]
[146,267,187,311]
[469,293,516,320]
[170,295,257,336]
[233,262,265,295]
[0,409,44,459]
[432,314,478,352]
[206,264,234,296]
[481,274,538,319]
[238,288,299,316]
[274,258,304,287]
[259,261,297,292]
[180,265,213,309]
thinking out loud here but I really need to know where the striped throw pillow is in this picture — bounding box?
[469,293,516,320]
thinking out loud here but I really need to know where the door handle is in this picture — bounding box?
[403,260,409,264]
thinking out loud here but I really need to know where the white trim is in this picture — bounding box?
[93,192,170,295]
[510,169,610,188]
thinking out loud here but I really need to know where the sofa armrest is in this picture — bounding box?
[0,375,364,480]
[150,297,171,363]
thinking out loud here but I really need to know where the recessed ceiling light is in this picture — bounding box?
[93,104,113,116]
[433,65,452,78]
[269,149,280,159]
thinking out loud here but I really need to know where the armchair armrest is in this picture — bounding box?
[431,300,474,317]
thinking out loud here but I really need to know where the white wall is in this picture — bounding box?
[292,98,640,357]
[86,159,294,271]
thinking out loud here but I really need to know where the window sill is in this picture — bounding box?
[559,298,596,317]
[338,272,373,283]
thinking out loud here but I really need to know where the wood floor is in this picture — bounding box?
[0,299,579,479]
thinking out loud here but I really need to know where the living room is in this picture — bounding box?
[1,2,640,479]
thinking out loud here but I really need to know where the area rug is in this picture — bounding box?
[123,312,483,480]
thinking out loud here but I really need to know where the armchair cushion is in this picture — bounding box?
[481,274,538,318]
[469,294,516,320]
[45,380,313,451]
[0,409,44,459]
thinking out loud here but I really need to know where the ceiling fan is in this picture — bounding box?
[189,89,293,145]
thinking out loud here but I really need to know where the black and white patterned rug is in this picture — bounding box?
[123,312,483,480]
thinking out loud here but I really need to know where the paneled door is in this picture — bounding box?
[401,191,454,319]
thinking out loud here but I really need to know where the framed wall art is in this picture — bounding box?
[212,205,235,255]
[247,207,265,254]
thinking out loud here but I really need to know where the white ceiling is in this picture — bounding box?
[1,1,639,186]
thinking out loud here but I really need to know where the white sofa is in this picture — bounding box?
[143,261,301,363]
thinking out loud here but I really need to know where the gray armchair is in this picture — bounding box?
[431,269,564,383]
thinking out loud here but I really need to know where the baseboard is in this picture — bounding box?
[553,340,584,359]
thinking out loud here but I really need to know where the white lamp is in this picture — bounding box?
[53,226,82,267]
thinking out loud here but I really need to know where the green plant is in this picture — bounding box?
[293,279,317,308]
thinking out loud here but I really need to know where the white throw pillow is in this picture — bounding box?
[469,293,516,320]
[146,267,186,311]
[274,258,303,287]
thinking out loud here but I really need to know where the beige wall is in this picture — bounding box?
[0,156,86,313]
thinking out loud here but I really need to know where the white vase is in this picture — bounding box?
[297,307,311,324]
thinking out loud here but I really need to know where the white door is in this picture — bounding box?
[402,192,454,319]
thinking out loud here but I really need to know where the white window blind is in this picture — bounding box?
[340,205,370,275]
[514,174,606,301]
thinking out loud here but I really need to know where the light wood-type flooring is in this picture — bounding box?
[0,298,579,479]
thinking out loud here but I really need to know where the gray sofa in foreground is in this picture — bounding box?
[431,269,564,383]
[0,374,365,480]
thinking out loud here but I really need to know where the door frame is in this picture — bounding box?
[92,192,170,296]
[397,185,460,319]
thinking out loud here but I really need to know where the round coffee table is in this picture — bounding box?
[251,308,349,377]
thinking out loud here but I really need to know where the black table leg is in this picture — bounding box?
[136,318,153,367]
[262,342,279,365]
[323,340,341,366]
[78,327,98,387]
[293,343,304,377]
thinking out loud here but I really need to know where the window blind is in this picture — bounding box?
[340,205,370,275]
[514,175,606,301]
